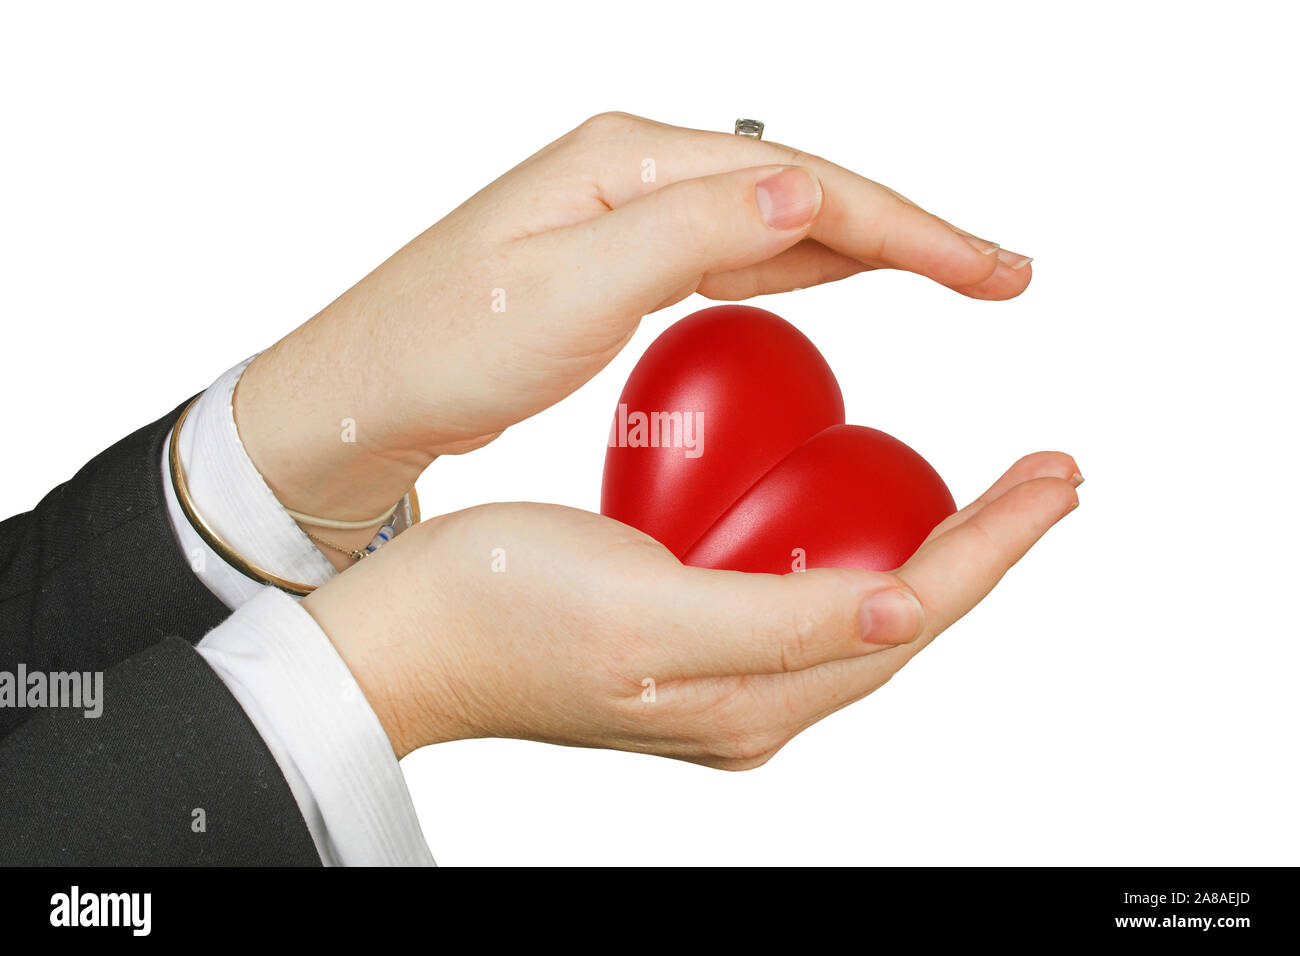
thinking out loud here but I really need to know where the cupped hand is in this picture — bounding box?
[235,113,1034,534]
[303,452,1078,764]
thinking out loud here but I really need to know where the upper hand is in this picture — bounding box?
[234,113,1034,530]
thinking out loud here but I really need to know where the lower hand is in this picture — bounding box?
[303,452,1079,763]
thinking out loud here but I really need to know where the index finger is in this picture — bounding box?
[566,112,1031,295]
[724,469,1081,737]
[898,474,1080,641]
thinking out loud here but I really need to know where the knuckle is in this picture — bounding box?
[716,733,786,771]
[767,144,814,169]
[872,569,908,593]
[708,724,782,764]
[767,571,862,672]
[575,111,641,142]
[776,605,818,673]
[655,177,722,252]
[863,211,894,263]
[1024,450,1079,479]
[716,752,776,772]
[1016,474,1077,513]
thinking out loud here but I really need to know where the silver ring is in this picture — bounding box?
[734,118,764,140]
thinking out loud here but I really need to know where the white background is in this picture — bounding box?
[2,2,1297,865]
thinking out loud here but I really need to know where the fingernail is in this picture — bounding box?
[859,589,926,645]
[1070,472,1085,487]
[996,248,1034,270]
[755,167,821,230]
[961,234,1000,256]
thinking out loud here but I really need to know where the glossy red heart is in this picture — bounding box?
[601,305,956,573]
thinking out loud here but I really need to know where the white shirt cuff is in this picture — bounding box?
[161,357,434,866]
[197,588,435,867]
[161,356,337,607]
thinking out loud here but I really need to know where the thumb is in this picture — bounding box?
[649,564,927,680]
[560,165,822,314]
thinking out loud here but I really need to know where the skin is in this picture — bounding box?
[305,454,1080,765]
[233,112,1077,765]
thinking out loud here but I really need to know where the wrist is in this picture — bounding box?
[234,340,434,526]
[300,528,473,758]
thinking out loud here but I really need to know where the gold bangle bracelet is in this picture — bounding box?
[168,395,421,596]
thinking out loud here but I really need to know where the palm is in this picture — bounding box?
[425,451,1077,768]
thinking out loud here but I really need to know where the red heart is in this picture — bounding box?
[601,305,956,573]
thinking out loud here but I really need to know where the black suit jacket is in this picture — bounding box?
[0,400,320,865]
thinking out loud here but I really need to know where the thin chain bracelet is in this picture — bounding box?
[305,524,396,563]
[169,396,421,593]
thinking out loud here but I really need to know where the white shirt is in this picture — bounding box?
[160,357,435,866]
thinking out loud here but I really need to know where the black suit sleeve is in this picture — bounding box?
[0,398,230,697]
[0,638,320,865]
[0,400,320,865]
